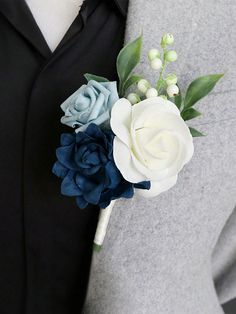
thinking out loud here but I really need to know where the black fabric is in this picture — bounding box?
[0,0,127,313]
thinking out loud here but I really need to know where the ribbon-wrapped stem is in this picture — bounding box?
[93,200,116,251]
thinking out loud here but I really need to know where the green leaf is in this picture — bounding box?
[181,108,201,121]
[123,75,142,92]
[84,73,109,82]
[184,74,224,109]
[117,35,143,94]
[174,86,182,110]
[189,127,205,137]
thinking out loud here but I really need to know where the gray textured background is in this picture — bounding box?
[85,0,236,313]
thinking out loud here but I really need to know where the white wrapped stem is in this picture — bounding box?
[93,200,116,251]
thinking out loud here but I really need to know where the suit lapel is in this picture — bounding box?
[113,0,129,17]
[0,0,51,58]
[0,0,129,59]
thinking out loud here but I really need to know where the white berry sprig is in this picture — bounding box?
[127,33,179,102]
[155,33,179,98]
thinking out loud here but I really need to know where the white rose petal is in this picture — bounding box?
[131,97,180,122]
[110,98,132,147]
[113,137,146,183]
[136,175,178,198]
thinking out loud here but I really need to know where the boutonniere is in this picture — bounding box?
[52,33,223,251]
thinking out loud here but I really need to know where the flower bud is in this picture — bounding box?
[165,50,178,62]
[150,58,163,70]
[146,88,158,98]
[165,73,178,86]
[162,33,174,45]
[137,79,150,93]
[167,84,179,97]
[148,49,161,61]
[127,93,141,105]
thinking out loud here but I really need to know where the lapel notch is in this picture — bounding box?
[0,0,51,58]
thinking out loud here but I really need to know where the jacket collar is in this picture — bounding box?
[0,0,52,58]
[112,0,129,17]
[0,0,129,59]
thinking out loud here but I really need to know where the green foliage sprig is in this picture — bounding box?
[116,35,143,96]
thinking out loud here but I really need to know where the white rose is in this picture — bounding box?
[110,97,194,197]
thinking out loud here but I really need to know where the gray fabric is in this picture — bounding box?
[85,0,236,313]
[213,207,236,304]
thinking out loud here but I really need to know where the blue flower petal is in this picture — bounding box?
[60,133,75,146]
[134,181,151,190]
[105,161,121,189]
[118,184,134,199]
[85,151,100,166]
[75,130,89,144]
[84,183,103,205]
[75,174,98,192]
[99,200,111,209]
[76,196,88,209]
[98,150,108,164]
[75,146,91,169]
[86,123,105,141]
[56,144,77,170]
[61,171,82,196]
[99,182,134,208]
[87,93,105,122]
[52,161,68,179]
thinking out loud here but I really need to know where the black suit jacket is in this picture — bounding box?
[0,0,127,313]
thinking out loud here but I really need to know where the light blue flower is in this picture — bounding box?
[60,80,119,131]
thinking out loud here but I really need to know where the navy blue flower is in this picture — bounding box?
[52,123,150,209]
